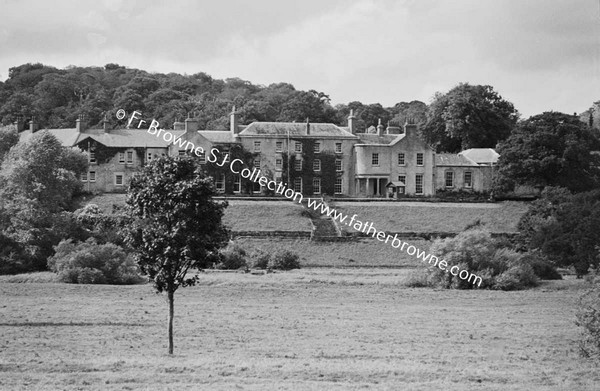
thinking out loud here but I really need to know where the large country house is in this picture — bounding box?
[16,110,497,197]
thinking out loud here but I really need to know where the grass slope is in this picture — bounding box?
[0,277,597,390]
[333,201,528,233]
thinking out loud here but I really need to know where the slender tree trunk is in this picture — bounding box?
[167,290,174,354]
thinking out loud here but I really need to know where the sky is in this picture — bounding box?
[0,0,599,117]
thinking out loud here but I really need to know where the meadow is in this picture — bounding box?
[76,195,529,234]
[0,274,598,390]
[332,201,528,233]
[236,238,432,268]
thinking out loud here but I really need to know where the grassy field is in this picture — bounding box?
[236,238,432,268]
[77,195,529,235]
[332,201,528,233]
[0,275,598,390]
[222,201,311,232]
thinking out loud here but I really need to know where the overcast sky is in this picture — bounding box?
[1,0,599,117]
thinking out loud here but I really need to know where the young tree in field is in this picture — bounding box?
[124,157,229,354]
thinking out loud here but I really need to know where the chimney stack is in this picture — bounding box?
[15,116,25,132]
[347,109,356,134]
[29,116,37,133]
[102,114,109,133]
[377,118,384,136]
[403,118,417,138]
[230,105,240,135]
[306,117,310,135]
[76,114,87,132]
[184,114,199,133]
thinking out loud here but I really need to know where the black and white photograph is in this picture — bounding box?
[1,0,599,389]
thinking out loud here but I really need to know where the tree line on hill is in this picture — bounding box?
[3,62,597,155]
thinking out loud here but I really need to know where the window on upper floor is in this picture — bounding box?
[253,158,261,169]
[119,152,125,164]
[254,141,261,152]
[313,159,321,171]
[335,143,342,153]
[276,158,283,169]
[89,171,96,183]
[294,159,302,171]
[295,142,302,153]
[416,153,424,166]
[372,153,379,166]
[313,142,320,153]
[276,141,283,152]
[126,151,133,164]
[335,159,342,172]
[398,153,405,166]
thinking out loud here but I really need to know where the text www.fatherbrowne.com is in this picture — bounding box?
[131,111,483,287]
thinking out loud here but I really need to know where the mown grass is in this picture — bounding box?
[235,238,432,268]
[0,277,597,390]
[223,201,311,232]
[332,201,529,233]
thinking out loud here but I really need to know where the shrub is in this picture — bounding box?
[249,249,271,269]
[48,238,144,284]
[268,249,301,270]
[217,242,248,270]
[428,229,538,290]
[521,251,562,280]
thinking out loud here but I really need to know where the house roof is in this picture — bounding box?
[356,133,402,145]
[239,122,356,138]
[387,181,406,187]
[76,128,179,148]
[459,148,499,164]
[436,153,479,166]
[18,128,81,146]
[198,130,237,143]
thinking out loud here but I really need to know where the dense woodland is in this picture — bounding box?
[0,63,429,137]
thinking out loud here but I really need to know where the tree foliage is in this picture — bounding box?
[0,130,87,212]
[124,156,229,354]
[518,187,600,276]
[494,112,600,194]
[422,83,519,152]
[0,125,19,162]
